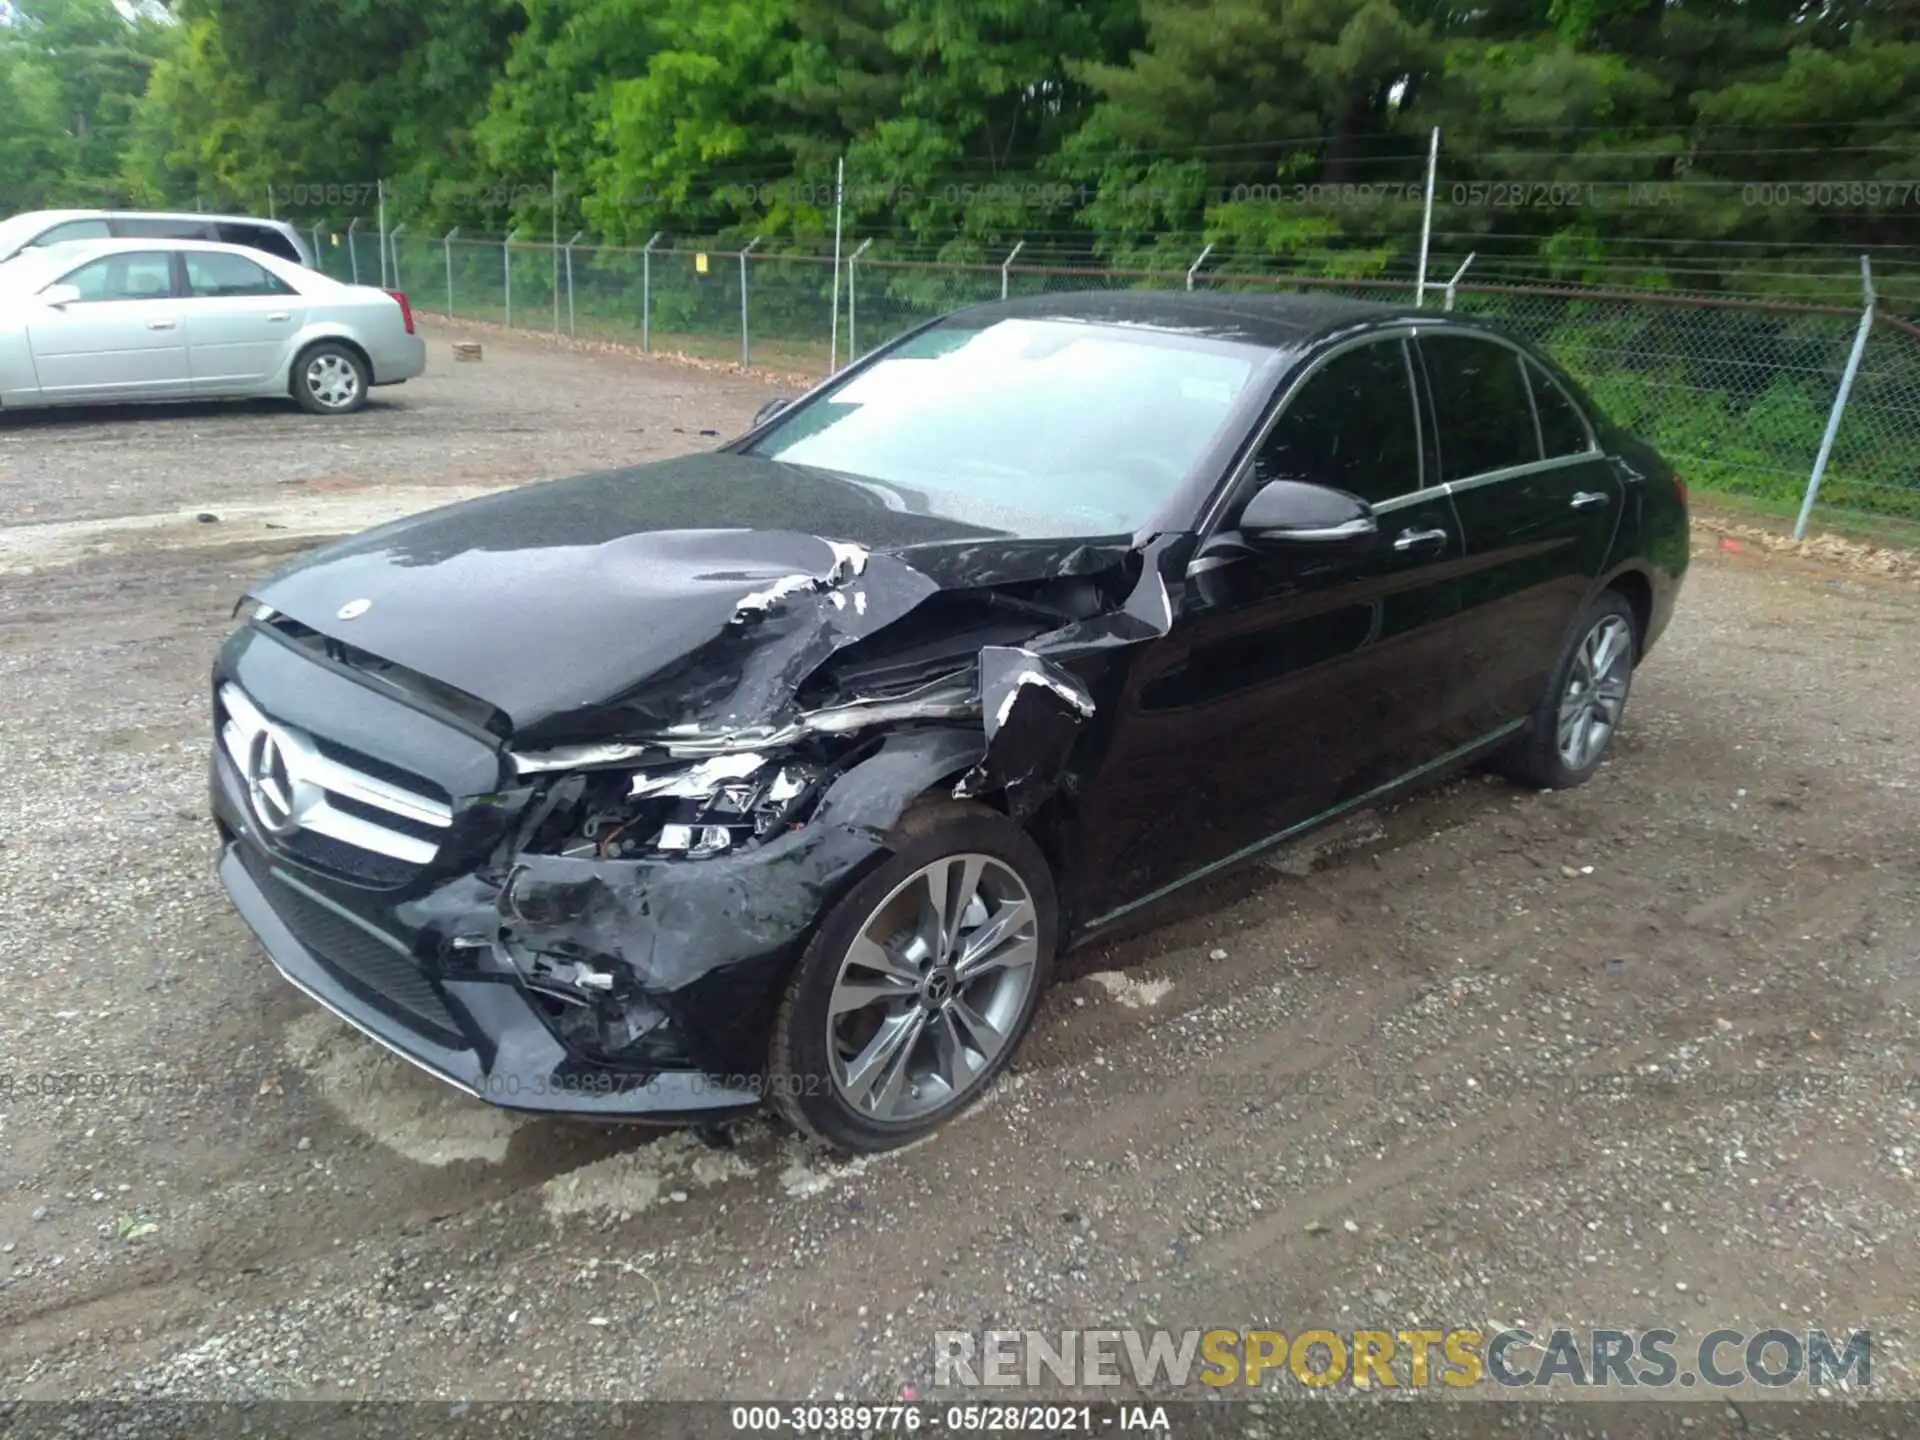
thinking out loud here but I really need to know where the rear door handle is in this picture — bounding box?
[266,312,291,322]
[1571,490,1611,511]
[1392,527,1449,553]
[147,319,177,330]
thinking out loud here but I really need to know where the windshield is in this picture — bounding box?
[746,318,1268,538]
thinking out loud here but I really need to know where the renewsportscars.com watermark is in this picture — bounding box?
[935,1327,1871,1392]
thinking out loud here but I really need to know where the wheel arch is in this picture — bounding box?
[1600,565,1655,656]
[286,331,375,393]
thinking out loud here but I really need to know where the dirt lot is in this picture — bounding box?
[1,323,1916,1409]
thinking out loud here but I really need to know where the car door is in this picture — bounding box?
[1071,336,1467,921]
[24,250,192,401]
[1417,333,1624,732]
[179,249,308,391]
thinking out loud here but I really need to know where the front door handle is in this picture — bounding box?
[146,319,177,330]
[266,312,291,322]
[1393,527,1449,553]
[1571,490,1611,511]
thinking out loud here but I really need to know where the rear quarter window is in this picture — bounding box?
[217,223,302,263]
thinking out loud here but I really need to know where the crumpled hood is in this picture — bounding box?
[248,454,1133,744]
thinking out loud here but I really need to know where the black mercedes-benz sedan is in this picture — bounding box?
[211,291,1688,1151]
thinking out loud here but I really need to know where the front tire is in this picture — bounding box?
[768,800,1056,1153]
[292,341,370,415]
[1502,592,1638,790]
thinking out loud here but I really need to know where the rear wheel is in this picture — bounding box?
[292,341,369,415]
[1501,592,1638,790]
[768,801,1055,1153]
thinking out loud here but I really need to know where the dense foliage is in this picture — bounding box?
[4,0,1919,296]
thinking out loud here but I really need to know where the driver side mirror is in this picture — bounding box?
[752,396,794,427]
[1235,478,1377,551]
[39,283,81,309]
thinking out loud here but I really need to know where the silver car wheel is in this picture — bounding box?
[1557,614,1633,771]
[305,353,362,410]
[827,853,1040,1123]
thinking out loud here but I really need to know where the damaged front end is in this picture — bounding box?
[213,519,1181,1117]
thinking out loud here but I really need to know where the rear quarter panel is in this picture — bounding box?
[272,290,420,386]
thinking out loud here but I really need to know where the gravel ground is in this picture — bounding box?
[1,326,1916,1413]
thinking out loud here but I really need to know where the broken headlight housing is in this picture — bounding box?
[551,754,824,861]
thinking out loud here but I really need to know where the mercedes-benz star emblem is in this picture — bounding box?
[245,729,299,836]
[336,598,372,620]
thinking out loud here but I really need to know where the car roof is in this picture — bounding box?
[6,208,296,230]
[24,237,300,261]
[950,289,1448,351]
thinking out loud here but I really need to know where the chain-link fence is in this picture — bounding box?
[299,219,1919,535]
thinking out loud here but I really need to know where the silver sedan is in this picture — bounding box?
[0,238,427,416]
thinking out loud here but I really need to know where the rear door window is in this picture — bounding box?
[184,250,296,298]
[1419,335,1540,481]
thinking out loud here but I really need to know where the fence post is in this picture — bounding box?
[310,223,323,272]
[1795,255,1876,541]
[388,223,405,294]
[347,217,361,284]
[1443,253,1475,312]
[377,180,388,289]
[1415,126,1440,307]
[847,238,873,360]
[828,157,845,374]
[504,230,515,330]
[444,227,459,318]
[1000,240,1024,301]
[566,231,584,338]
[1185,243,1214,291]
[642,232,662,353]
[739,235,763,365]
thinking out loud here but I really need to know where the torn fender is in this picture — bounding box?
[491,727,985,993]
[954,647,1095,819]
[953,534,1184,818]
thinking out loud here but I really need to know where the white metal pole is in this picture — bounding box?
[444,226,458,318]
[828,157,845,374]
[377,180,388,289]
[1185,243,1214,291]
[505,229,515,329]
[739,236,763,365]
[1415,127,1440,307]
[266,184,274,220]
[551,167,560,334]
[389,223,405,294]
[847,238,872,359]
[1444,252,1475,312]
[1795,255,1876,541]
[642,232,661,353]
[347,217,361,284]
[566,230,584,338]
[1000,240,1024,300]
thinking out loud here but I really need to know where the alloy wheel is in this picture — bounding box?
[1557,614,1633,771]
[305,353,361,410]
[826,853,1040,1123]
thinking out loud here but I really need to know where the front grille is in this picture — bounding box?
[217,682,453,878]
[240,844,462,1045]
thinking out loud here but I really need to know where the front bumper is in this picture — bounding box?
[213,746,765,1121]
